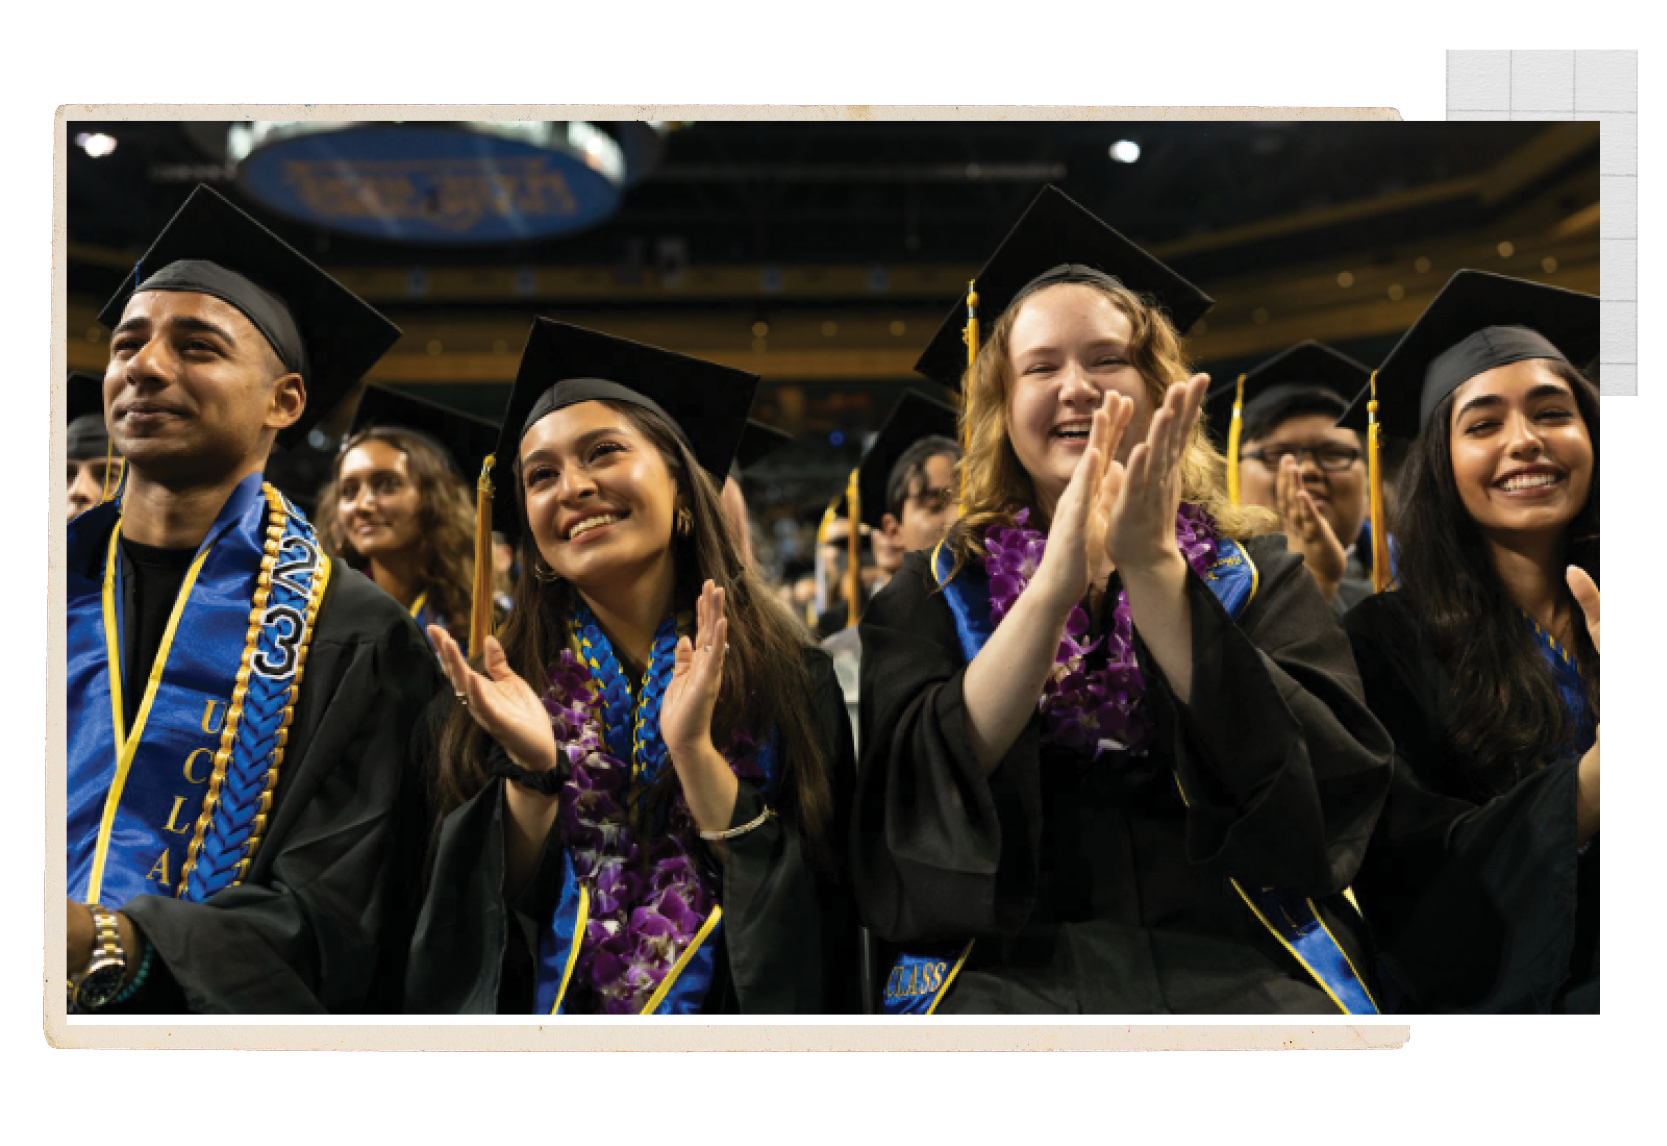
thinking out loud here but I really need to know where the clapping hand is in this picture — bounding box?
[660,580,728,761]
[1104,375,1210,575]
[1275,454,1347,600]
[431,627,558,775]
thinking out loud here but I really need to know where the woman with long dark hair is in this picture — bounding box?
[316,386,495,639]
[852,187,1393,1014]
[1341,270,1600,1012]
[404,320,855,1014]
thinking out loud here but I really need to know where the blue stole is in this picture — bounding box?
[533,609,773,1015]
[1526,617,1597,754]
[878,535,1378,1015]
[67,474,329,909]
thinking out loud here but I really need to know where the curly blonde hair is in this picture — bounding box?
[947,276,1275,577]
[315,427,479,633]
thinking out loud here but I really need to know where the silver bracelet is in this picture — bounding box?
[699,806,776,841]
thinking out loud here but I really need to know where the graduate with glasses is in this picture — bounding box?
[1340,270,1600,1012]
[65,186,442,1013]
[405,321,857,1014]
[851,187,1393,1014]
[1206,341,1380,614]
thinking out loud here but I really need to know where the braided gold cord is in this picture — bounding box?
[175,485,327,895]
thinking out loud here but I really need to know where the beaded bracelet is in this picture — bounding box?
[699,806,776,841]
[109,937,154,1007]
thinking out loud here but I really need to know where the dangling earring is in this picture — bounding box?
[675,507,693,537]
[532,557,561,583]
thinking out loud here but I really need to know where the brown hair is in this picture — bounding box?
[315,427,479,634]
[947,277,1275,576]
[432,400,836,866]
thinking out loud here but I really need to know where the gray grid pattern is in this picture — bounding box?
[1448,49,1636,395]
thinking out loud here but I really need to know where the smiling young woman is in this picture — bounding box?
[852,187,1394,1015]
[1340,270,1601,1013]
[316,388,498,643]
[405,320,856,1016]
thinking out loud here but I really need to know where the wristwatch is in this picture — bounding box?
[72,906,127,1011]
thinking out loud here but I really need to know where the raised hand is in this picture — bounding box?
[1105,374,1210,575]
[430,626,557,774]
[1083,391,1136,587]
[1029,395,1110,616]
[1276,454,1347,601]
[661,580,728,760]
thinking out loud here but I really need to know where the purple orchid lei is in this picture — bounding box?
[541,649,765,1014]
[982,502,1220,761]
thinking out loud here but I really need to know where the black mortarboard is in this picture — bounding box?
[67,371,110,460]
[97,184,402,448]
[914,185,1214,389]
[735,419,795,472]
[1205,341,1371,443]
[493,319,760,533]
[1338,270,1599,437]
[346,385,500,479]
[857,390,961,530]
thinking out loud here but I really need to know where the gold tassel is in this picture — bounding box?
[98,434,124,506]
[1366,373,1391,594]
[469,454,496,658]
[959,281,979,502]
[1225,373,1246,506]
[845,467,861,629]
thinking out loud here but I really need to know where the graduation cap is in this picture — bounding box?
[856,389,961,531]
[97,184,402,448]
[470,318,760,654]
[345,385,500,479]
[734,419,794,473]
[1339,270,1599,593]
[1204,341,1370,505]
[913,185,1214,391]
[66,370,109,460]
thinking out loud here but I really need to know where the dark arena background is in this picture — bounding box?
[64,118,1599,582]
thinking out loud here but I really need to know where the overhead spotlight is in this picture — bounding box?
[1109,140,1141,164]
[75,132,117,158]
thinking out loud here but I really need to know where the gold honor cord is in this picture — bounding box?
[639,905,724,1014]
[469,454,496,658]
[959,281,979,502]
[407,589,429,619]
[176,486,332,894]
[98,434,126,506]
[845,468,861,629]
[1366,372,1391,594]
[1226,374,1247,506]
[550,884,591,1014]
[89,526,215,906]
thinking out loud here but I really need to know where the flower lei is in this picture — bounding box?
[982,503,1219,761]
[540,623,768,1015]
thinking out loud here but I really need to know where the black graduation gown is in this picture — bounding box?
[1343,592,1598,1013]
[404,647,859,1014]
[853,537,1394,1014]
[109,560,445,1013]
[1331,547,1374,618]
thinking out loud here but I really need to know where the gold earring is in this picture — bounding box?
[675,507,693,537]
[532,557,561,583]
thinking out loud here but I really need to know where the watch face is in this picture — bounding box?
[75,961,125,1010]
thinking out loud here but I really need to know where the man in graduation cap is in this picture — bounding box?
[1206,341,1377,614]
[821,389,962,739]
[64,185,443,1013]
[67,370,121,520]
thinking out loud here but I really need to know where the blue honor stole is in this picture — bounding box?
[880,534,1379,1015]
[533,607,775,1015]
[67,474,330,910]
[1525,616,1597,754]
